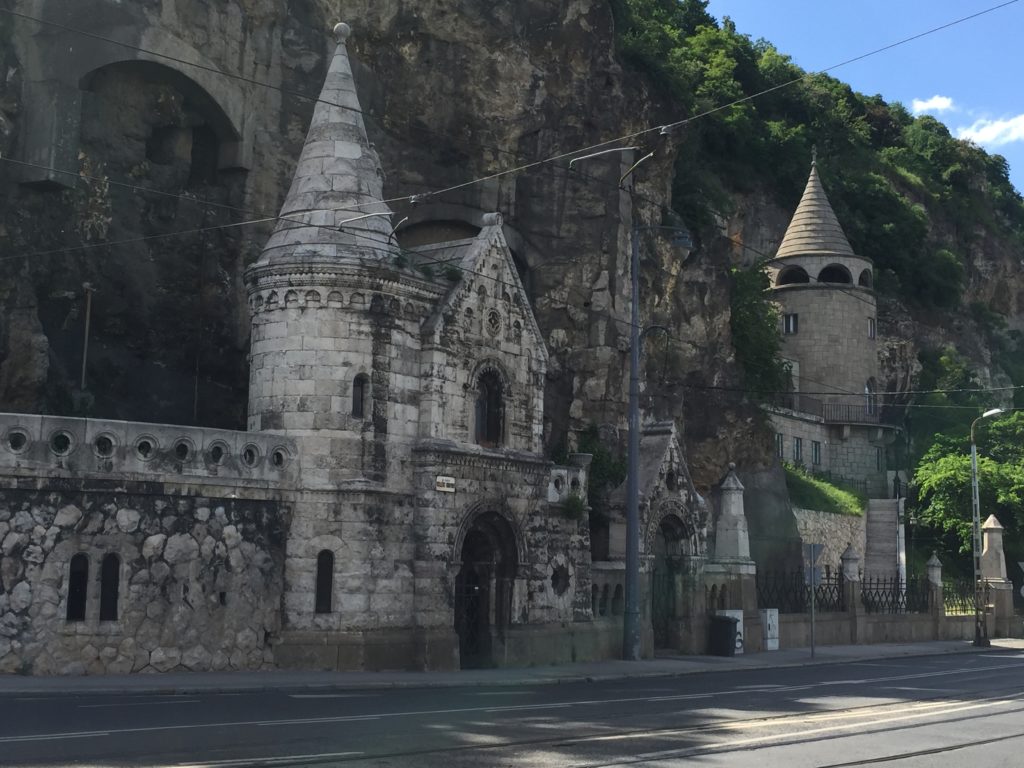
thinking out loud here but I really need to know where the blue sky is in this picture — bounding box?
[705,0,1024,193]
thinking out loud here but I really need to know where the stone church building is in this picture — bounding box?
[0,25,708,675]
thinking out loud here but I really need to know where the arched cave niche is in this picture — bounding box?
[36,60,250,428]
[396,220,482,249]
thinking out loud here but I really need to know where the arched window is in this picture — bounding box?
[858,268,873,288]
[99,553,120,621]
[818,264,853,284]
[776,266,810,286]
[865,378,878,416]
[474,371,504,447]
[351,374,369,419]
[66,554,89,622]
[315,550,334,614]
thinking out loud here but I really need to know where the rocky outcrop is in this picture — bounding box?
[1,0,1021,491]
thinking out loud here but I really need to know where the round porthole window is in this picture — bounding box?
[94,435,115,458]
[174,441,191,462]
[5,429,29,454]
[271,449,287,468]
[241,445,260,467]
[135,436,157,461]
[50,431,73,456]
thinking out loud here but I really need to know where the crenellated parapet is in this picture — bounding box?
[0,414,297,486]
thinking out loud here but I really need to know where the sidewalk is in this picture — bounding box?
[1,639,1021,696]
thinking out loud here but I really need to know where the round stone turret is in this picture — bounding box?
[767,160,880,411]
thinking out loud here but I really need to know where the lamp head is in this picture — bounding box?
[983,408,1005,418]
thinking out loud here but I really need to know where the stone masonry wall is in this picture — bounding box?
[0,477,288,675]
[769,411,830,473]
[775,285,879,399]
[792,507,866,575]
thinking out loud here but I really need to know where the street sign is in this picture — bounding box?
[435,475,456,493]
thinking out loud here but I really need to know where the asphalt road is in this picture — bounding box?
[3,651,1024,767]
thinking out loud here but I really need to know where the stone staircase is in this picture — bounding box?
[864,499,900,577]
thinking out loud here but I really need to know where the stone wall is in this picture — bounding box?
[828,427,888,496]
[769,411,830,473]
[774,285,879,400]
[0,475,288,675]
[792,507,866,574]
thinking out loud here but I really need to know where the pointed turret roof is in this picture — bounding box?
[775,160,855,259]
[259,22,397,263]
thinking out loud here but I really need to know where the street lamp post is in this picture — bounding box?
[970,406,1003,647]
[570,147,688,660]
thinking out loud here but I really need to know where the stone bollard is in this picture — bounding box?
[926,552,944,632]
[981,515,1014,637]
[840,544,863,644]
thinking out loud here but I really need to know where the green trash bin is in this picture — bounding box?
[708,614,738,657]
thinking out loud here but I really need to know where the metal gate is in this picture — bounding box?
[651,563,677,649]
[456,568,487,668]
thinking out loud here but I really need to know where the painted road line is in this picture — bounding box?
[80,699,200,708]
[175,751,364,767]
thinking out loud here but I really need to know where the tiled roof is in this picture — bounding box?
[776,163,854,259]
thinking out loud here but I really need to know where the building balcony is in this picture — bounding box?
[767,394,896,426]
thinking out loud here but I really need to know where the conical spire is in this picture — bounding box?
[775,159,854,259]
[259,22,397,263]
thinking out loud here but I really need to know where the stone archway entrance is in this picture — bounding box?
[651,515,688,650]
[454,512,518,669]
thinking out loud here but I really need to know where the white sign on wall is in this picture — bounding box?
[435,475,456,493]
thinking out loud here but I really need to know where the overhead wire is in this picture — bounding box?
[3,0,1020,213]
[4,4,1020,410]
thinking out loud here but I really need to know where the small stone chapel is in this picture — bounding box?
[0,23,708,674]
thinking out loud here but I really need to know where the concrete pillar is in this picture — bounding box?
[841,544,864,644]
[981,515,1014,637]
[981,515,1008,580]
[925,552,944,637]
[704,463,757,642]
[713,463,751,562]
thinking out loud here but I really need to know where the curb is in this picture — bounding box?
[0,642,1016,697]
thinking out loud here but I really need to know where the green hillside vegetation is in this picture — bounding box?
[784,464,866,517]
[611,0,1024,310]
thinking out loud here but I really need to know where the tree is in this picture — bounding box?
[912,411,1024,576]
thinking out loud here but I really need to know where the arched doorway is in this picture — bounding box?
[651,515,690,650]
[454,512,518,669]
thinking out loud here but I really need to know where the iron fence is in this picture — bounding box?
[860,575,931,614]
[756,571,845,614]
[943,579,990,616]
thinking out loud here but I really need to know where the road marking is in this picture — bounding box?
[472,690,534,696]
[288,694,376,699]
[631,695,1024,761]
[80,699,200,708]
[174,751,364,767]
[0,731,110,743]
[3,660,1020,745]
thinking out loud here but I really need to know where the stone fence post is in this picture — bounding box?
[840,544,863,644]
[981,515,1015,638]
[926,552,944,638]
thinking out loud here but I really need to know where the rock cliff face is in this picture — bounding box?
[0,0,1020,490]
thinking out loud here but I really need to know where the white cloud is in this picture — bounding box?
[911,95,955,114]
[957,115,1024,147]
